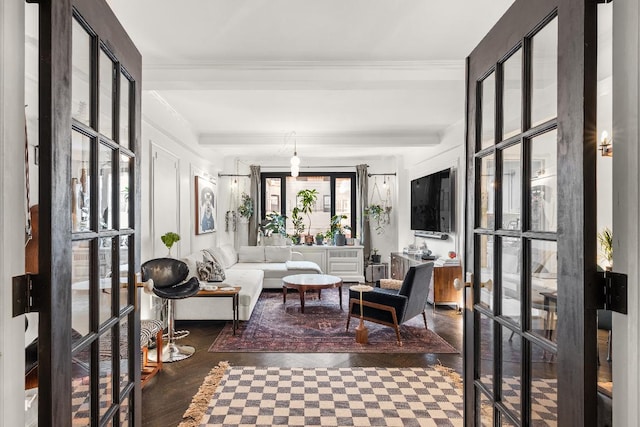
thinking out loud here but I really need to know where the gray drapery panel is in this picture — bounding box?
[248,165,261,246]
[356,164,371,262]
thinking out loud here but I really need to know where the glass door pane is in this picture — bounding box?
[99,49,114,139]
[531,18,558,128]
[481,72,496,149]
[530,130,557,232]
[502,48,523,140]
[72,19,91,126]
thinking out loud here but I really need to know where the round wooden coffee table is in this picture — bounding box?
[282,274,343,313]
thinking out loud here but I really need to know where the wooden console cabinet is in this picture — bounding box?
[390,252,462,309]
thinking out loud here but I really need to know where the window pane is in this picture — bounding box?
[477,389,494,426]
[531,18,558,127]
[502,145,521,230]
[99,49,114,138]
[120,395,130,425]
[99,143,113,230]
[119,238,130,311]
[72,19,91,126]
[72,131,91,232]
[99,329,114,419]
[119,155,131,229]
[530,130,557,232]
[119,317,130,392]
[502,48,522,139]
[479,313,494,390]
[119,71,130,149]
[481,72,496,149]
[285,176,331,237]
[71,349,91,424]
[531,341,558,424]
[99,237,114,326]
[501,237,521,325]
[530,240,557,343]
[72,240,91,343]
[479,155,495,229]
[335,177,352,237]
[264,177,281,213]
[478,234,494,310]
[501,325,522,419]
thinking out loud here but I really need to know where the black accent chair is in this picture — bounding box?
[141,258,200,363]
[346,262,434,346]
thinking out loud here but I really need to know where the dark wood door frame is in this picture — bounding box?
[37,0,142,424]
[464,0,598,424]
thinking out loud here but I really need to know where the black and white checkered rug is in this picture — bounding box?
[199,366,464,427]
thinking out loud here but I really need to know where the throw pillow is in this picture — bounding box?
[196,254,226,282]
[379,278,403,290]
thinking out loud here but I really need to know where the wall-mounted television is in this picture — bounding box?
[410,168,454,233]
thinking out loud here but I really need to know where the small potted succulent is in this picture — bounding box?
[315,232,325,245]
[160,232,180,257]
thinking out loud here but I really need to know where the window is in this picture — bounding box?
[261,172,357,237]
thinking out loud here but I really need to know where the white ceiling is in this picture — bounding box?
[107,0,515,161]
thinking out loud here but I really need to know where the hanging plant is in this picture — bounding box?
[365,203,391,234]
[238,193,254,219]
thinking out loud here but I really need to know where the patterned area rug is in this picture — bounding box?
[209,288,458,354]
[198,365,464,426]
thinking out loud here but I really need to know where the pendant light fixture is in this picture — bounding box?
[290,132,300,177]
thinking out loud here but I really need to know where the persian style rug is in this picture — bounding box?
[208,288,458,354]
[186,364,465,427]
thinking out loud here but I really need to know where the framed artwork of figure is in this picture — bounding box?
[195,175,216,234]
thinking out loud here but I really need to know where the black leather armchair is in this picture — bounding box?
[141,258,199,363]
[346,262,434,346]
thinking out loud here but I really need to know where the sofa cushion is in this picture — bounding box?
[285,260,323,274]
[196,251,226,282]
[217,244,238,269]
[264,246,292,263]
[238,246,265,263]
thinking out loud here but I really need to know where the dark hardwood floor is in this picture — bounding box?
[140,304,612,427]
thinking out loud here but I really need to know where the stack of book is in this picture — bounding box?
[434,257,461,267]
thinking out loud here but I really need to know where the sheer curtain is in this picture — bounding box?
[248,165,260,246]
[356,164,371,261]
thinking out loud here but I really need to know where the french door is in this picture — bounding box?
[464,0,598,425]
[37,0,142,425]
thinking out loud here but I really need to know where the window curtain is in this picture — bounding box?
[248,165,261,246]
[356,164,371,261]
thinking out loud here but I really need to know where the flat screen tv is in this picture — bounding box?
[410,168,453,233]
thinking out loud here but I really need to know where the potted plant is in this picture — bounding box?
[160,232,180,257]
[237,193,254,221]
[598,227,613,271]
[370,248,381,264]
[297,189,318,245]
[261,211,287,245]
[315,231,325,245]
[365,203,392,235]
[290,207,306,245]
[330,214,348,246]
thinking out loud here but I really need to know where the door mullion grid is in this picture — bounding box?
[89,237,100,425]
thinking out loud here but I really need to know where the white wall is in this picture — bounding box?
[397,121,465,262]
[140,92,223,262]
[0,0,27,424]
[612,0,640,424]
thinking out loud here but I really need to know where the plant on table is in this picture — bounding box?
[329,214,349,245]
[261,211,287,236]
[290,207,306,244]
[160,232,180,257]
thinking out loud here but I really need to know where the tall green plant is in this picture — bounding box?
[297,189,318,236]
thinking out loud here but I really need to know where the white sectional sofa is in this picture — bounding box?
[174,245,322,321]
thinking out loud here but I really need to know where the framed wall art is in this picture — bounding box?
[195,175,216,234]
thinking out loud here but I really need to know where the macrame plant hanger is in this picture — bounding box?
[369,176,392,234]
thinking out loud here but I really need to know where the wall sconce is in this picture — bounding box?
[599,131,613,157]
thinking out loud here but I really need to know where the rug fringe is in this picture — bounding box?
[434,361,463,389]
[178,361,230,427]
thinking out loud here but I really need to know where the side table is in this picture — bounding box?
[196,286,241,335]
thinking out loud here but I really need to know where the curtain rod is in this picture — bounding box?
[218,173,250,177]
[368,173,396,177]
